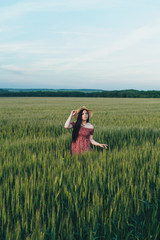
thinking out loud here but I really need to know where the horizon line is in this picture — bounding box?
[1,88,160,91]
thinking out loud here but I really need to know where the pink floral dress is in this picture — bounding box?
[70,122,94,155]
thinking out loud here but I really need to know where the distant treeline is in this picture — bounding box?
[0,89,160,98]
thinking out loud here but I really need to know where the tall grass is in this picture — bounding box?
[0,97,160,239]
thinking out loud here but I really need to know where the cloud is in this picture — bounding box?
[0,41,74,55]
[0,56,71,74]
[0,26,11,32]
[1,65,25,75]
[1,22,160,77]
[55,23,160,72]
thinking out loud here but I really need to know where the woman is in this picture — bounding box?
[64,106,107,155]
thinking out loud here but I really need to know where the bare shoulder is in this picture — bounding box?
[87,123,94,129]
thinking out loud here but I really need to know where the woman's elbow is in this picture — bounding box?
[64,124,70,129]
[90,139,93,144]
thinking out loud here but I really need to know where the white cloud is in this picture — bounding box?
[0,26,11,32]
[1,64,25,75]
[55,23,160,72]
[0,41,74,55]
[1,22,160,78]
[0,0,160,89]
[0,57,71,74]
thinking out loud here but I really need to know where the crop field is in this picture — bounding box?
[0,97,160,240]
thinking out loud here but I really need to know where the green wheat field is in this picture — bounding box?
[0,97,160,240]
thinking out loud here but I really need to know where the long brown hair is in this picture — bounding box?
[72,109,89,142]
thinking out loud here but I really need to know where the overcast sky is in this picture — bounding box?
[0,0,160,90]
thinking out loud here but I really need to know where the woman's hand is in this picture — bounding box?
[70,110,76,117]
[99,144,108,149]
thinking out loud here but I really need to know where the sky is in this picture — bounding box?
[0,0,160,90]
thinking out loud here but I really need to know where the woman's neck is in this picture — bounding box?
[81,120,87,126]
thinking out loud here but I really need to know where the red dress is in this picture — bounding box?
[71,122,94,155]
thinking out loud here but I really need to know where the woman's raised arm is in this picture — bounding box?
[64,110,76,129]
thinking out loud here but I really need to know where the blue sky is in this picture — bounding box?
[0,0,160,90]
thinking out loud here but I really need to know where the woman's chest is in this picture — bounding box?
[78,127,91,137]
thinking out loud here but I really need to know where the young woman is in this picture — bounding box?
[64,106,107,155]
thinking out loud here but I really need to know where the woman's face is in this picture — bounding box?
[82,110,88,121]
